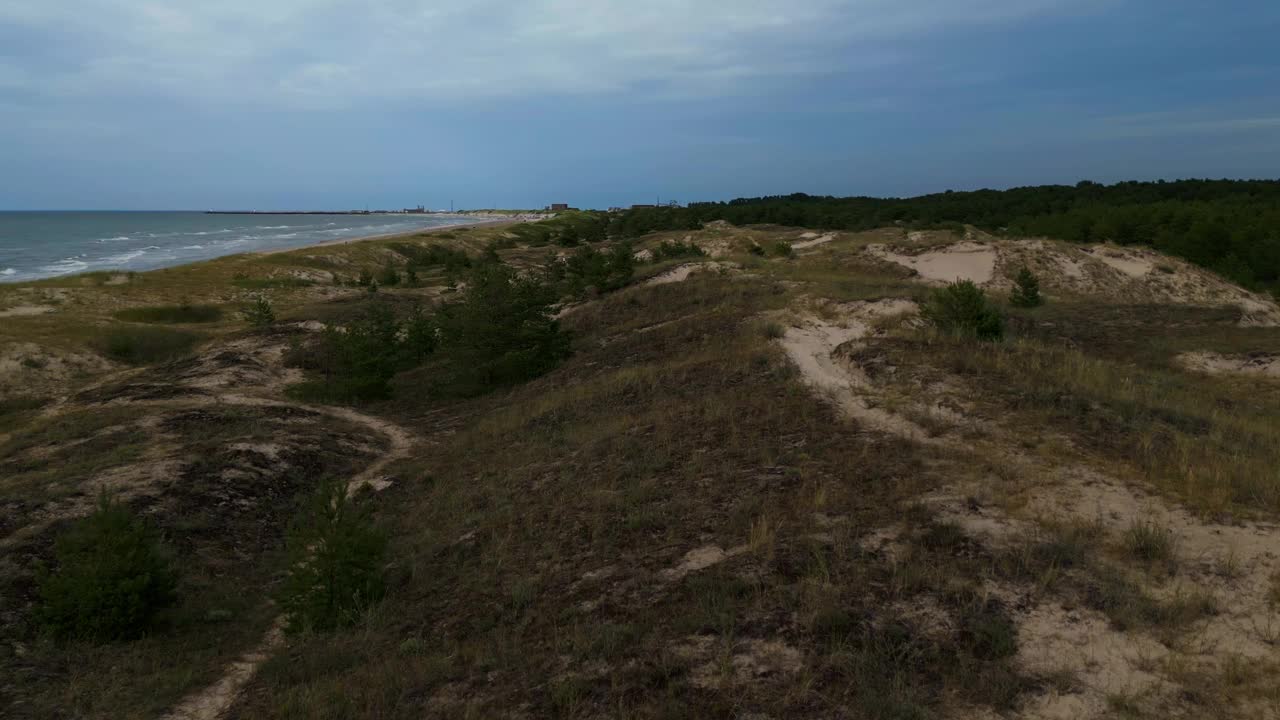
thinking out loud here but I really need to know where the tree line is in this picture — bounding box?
[605,180,1280,294]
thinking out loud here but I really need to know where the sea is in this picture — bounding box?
[0,211,485,283]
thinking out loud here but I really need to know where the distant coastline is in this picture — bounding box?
[0,211,543,283]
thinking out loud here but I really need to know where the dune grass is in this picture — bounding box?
[92,326,203,365]
[114,304,224,324]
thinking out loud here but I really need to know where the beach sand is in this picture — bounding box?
[253,217,523,255]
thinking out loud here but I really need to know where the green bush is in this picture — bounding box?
[921,280,1004,341]
[550,244,635,298]
[1009,268,1044,308]
[289,306,416,403]
[94,326,202,364]
[379,261,400,287]
[114,303,223,324]
[432,262,571,396]
[242,295,276,327]
[389,243,472,274]
[278,479,387,634]
[650,240,705,262]
[769,241,795,258]
[37,493,177,641]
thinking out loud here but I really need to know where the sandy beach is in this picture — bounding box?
[252,216,525,255]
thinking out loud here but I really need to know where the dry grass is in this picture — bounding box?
[874,328,1280,517]
[7,221,1280,718]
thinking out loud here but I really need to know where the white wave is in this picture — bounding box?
[255,225,292,230]
[1,268,15,276]
[40,259,89,275]
[104,250,146,264]
[181,245,205,250]
[98,235,131,243]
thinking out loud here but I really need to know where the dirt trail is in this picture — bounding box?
[775,296,1280,718]
[155,392,415,720]
[776,299,929,440]
[161,620,285,720]
[21,334,421,720]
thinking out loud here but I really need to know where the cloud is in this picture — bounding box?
[1,0,1086,107]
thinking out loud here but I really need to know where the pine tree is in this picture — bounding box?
[1010,268,1044,308]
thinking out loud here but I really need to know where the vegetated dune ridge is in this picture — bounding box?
[2,217,1280,719]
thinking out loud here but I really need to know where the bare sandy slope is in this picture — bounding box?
[864,232,1280,326]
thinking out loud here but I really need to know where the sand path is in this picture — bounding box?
[159,394,414,720]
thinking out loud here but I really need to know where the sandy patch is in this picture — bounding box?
[776,299,929,440]
[1178,351,1280,378]
[644,262,737,286]
[661,544,746,582]
[792,233,836,250]
[674,636,803,689]
[869,242,998,284]
[1015,603,1168,719]
[0,305,55,318]
[1087,246,1153,277]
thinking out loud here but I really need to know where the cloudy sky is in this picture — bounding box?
[2,1,1277,209]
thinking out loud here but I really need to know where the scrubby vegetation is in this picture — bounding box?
[503,210,609,247]
[288,305,435,403]
[651,239,707,261]
[1009,268,1044,308]
[278,479,387,634]
[36,493,178,641]
[921,280,1005,340]
[242,295,276,326]
[546,243,635,298]
[289,260,570,403]
[232,275,314,290]
[610,180,1280,293]
[114,303,223,324]
[93,326,202,364]
[428,261,572,397]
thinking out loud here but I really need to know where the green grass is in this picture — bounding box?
[92,326,203,365]
[114,304,224,324]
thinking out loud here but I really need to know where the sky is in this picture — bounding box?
[1,0,1278,210]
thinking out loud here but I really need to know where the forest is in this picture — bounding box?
[604,180,1280,294]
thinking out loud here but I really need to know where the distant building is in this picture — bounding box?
[403,205,426,214]
[631,204,656,209]
[548,203,570,211]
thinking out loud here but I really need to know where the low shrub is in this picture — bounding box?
[94,326,202,364]
[1009,268,1044,308]
[242,295,276,327]
[388,243,472,274]
[278,479,387,633]
[288,305,433,403]
[921,280,1004,341]
[36,493,178,641]
[431,262,571,396]
[114,303,222,324]
[769,241,794,258]
[549,244,635,298]
[379,261,401,287]
[651,240,706,262]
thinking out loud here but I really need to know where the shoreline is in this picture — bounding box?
[1,214,543,284]
[252,217,521,255]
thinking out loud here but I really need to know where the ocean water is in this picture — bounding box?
[0,211,484,283]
